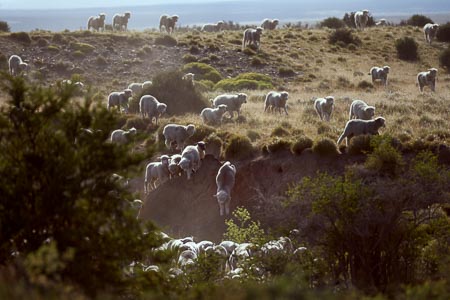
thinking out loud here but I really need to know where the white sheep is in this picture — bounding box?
[108,89,132,113]
[182,73,195,86]
[337,117,385,146]
[144,155,170,194]
[314,96,334,122]
[212,93,247,119]
[128,82,143,95]
[369,66,390,87]
[229,243,255,271]
[8,55,29,76]
[423,23,439,44]
[261,18,279,30]
[168,154,183,178]
[376,19,387,26]
[264,91,289,115]
[162,124,196,151]
[178,250,197,269]
[242,27,263,50]
[201,21,225,32]
[87,13,106,31]
[142,81,153,90]
[178,142,206,180]
[349,100,375,120]
[200,104,228,125]
[139,95,167,125]
[159,14,179,34]
[110,127,137,144]
[417,68,438,93]
[113,11,131,31]
[354,10,370,30]
[214,161,236,216]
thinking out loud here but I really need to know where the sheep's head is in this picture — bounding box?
[186,124,196,136]
[157,103,167,115]
[172,15,179,22]
[160,155,170,165]
[128,127,137,135]
[365,106,375,118]
[197,141,206,151]
[124,12,131,19]
[362,10,369,15]
[433,24,439,29]
[217,21,225,27]
[280,91,289,101]
[374,117,386,128]
[214,190,231,205]
[325,96,334,106]
[19,62,29,72]
[238,93,248,103]
[183,73,195,81]
[256,27,263,34]
[99,13,106,20]
[273,19,279,25]
[428,68,438,77]
[383,66,390,73]
[217,104,228,114]
[123,89,132,98]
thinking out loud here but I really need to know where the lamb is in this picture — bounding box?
[212,93,247,119]
[87,13,106,31]
[113,11,131,31]
[369,66,390,87]
[201,21,225,32]
[354,10,370,30]
[242,27,263,50]
[200,104,228,125]
[314,96,334,122]
[261,18,279,30]
[423,23,439,44]
[349,100,375,120]
[168,154,183,178]
[139,95,167,125]
[182,73,195,86]
[178,142,206,180]
[417,68,438,93]
[214,161,236,216]
[264,91,289,115]
[8,55,29,76]
[107,89,132,113]
[144,155,170,194]
[110,127,137,144]
[337,117,386,146]
[162,124,196,151]
[159,14,179,34]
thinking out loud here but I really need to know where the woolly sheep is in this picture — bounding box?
[349,100,375,120]
[220,241,238,257]
[212,93,247,118]
[139,95,167,124]
[214,161,236,216]
[242,27,263,50]
[201,104,228,125]
[113,11,131,31]
[314,96,334,122]
[201,21,225,32]
[417,68,438,93]
[264,91,289,115]
[376,19,387,26]
[337,117,386,146]
[108,89,132,113]
[369,66,390,87]
[159,14,179,34]
[178,249,197,269]
[182,73,195,86]
[423,23,439,44]
[142,81,153,90]
[110,127,137,144]
[144,155,170,194]
[261,18,279,30]
[8,55,29,76]
[128,82,143,95]
[229,243,255,270]
[87,13,106,31]
[178,142,206,180]
[168,154,183,178]
[162,124,196,151]
[354,10,370,30]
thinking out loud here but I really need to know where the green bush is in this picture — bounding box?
[320,17,346,29]
[267,138,292,153]
[439,47,450,71]
[182,62,223,83]
[365,136,404,176]
[182,54,198,63]
[395,37,419,61]
[404,14,433,27]
[436,22,450,42]
[188,124,216,144]
[329,29,361,46]
[214,72,273,91]
[69,42,95,54]
[154,35,177,47]
[223,134,255,160]
[223,207,266,244]
[0,20,10,32]
[347,135,373,155]
[312,138,339,156]
[291,136,313,155]
[10,32,31,44]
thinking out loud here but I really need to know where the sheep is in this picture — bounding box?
[113,11,131,31]
[8,55,29,76]
[182,73,195,86]
[337,117,386,146]
[376,19,387,26]
[139,95,167,125]
[349,100,375,120]
[212,93,248,119]
[178,250,197,269]
[168,154,183,178]
[264,91,289,115]
[144,155,170,194]
[108,89,132,113]
[128,82,143,95]
[178,142,205,180]
[369,66,390,87]
[200,104,228,125]
[354,10,370,30]
[214,161,236,216]
[314,96,334,122]
[229,243,256,271]
[261,18,279,30]
[110,127,137,144]
[87,13,106,31]
[159,14,179,34]
[162,124,196,151]
[201,21,225,32]
[423,23,439,44]
[142,81,153,90]
[417,68,438,93]
[242,27,263,50]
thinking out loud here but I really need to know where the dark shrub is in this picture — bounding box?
[320,17,346,29]
[291,136,313,155]
[404,14,433,27]
[271,126,290,137]
[10,32,31,44]
[223,134,255,160]
[440,47,450,71]
[267,138,292,153]
[0,20,10,32]
[154,35,177,47]
[358,80,374,90]
[347,135,374,155]
[247,130,261,142]
[182,54,198,63]
[278,67,296,77]
[188,124,216,144]
[37,38,48,47]
[436,22,450,42]
[312,138,339,156]
[395,37,419,61]
[365,136,404,176]
[329,29,361,46]
[123,117,150,131]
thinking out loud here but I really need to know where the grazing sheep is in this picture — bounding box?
[142,80,153,90]
[417,68,438,93]
[87,13,106,31]
[214,161,236,216]
[128,82,143,95]
[108,89,132,113]
[369,66,390,87]
[354,10,370,30]
[162,124,196,151]
[314,96,335,122]
[139,95,167,124]
[144,155,170,194]
[261,18,279,30]
[200,104,228,125]
[242,27,263,50]
[337,117,386,146]
[182,73,195,86]
[178,142,205,180]
[349,100,375,120]
[8,55,28,76]
[113,11,131,31]
[168,154,183,178]
[159,14,179,34]
[201,21,225,32]
[376,19,387,26]
[423,23,439,44]
[264,91,289,115]
[110,127,137,144]
[212,93,248,118]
